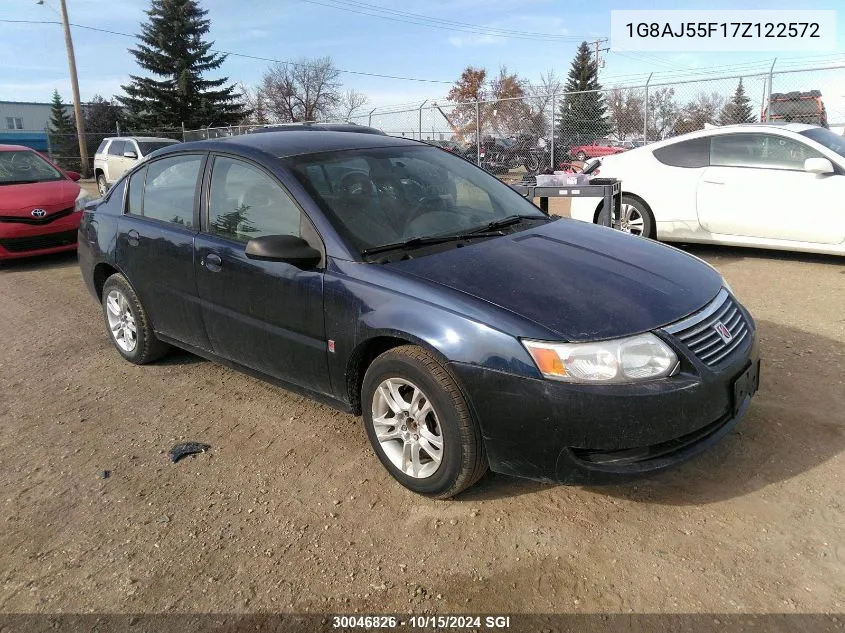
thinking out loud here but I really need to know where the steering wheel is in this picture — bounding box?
[402,193,452,234]
[340,171,376,197]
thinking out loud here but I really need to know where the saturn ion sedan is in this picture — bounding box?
[78,131,760,498]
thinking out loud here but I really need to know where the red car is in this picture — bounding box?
[0,145,92,261]
[569,139,627,162]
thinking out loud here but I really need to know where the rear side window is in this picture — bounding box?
[142,155,203,227]
[108,140,126,156]
[652,137,710,168]
[127,167,146,215]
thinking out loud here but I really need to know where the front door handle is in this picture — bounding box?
[203,253,223,273]
[126,229,140,247]
[702,178,724,185]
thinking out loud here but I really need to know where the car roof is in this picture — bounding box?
[112,136,179,143]
[247,122,386,136]
[0,144,35,152]
[160,130,422,159]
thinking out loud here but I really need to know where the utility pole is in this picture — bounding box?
[56,0,90,176]
[590,38,609,72]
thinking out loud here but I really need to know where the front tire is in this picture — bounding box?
[362,345,488,498]
[101,273,169,364]
[96,174,108,197]
[575,151,587,162]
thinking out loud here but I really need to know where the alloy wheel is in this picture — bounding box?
[371,378,444,479]
[618,203,645,236]
[105,289,137,352]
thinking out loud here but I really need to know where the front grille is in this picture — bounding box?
[663,289,749,367]
[0,207,75,225]
[0,230,77,253]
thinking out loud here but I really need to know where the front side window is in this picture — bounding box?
[208,156,301,242]
[285,145,546,252]
[710,133,823,171]
[108,140,126,156]
[0,150,63,185]
[136,155,202,227]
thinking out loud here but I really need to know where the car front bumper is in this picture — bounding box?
[449,327,759,485]
[0,211,82,260]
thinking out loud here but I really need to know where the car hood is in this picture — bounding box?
[0,180,80,215]
[389,219,723,341]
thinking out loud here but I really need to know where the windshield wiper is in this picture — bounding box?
[469,214,545,233]
[362,231,504,256]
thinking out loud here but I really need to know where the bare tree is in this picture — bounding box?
[524,70,563,141]
[607,87,645,139]
[488,66,531,137]
[259,57,342,122]
[673,92,725,135]
[647,87,678,140]
[336,88,369,121]
[238,83,270,125]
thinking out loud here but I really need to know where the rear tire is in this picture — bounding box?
[101,273,169,364]
[362,345,488,498]
[576,151,587,162]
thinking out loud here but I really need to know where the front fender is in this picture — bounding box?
[323,265,542,404]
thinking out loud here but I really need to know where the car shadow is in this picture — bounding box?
[674,243,845,268]
[459,319,844,504]
[156,348,209,367]
[0,250,78,272]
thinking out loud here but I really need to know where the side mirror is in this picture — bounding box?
[123,151,138,160]
[65,170,81,181]
[804,157,834,175]
[245,235,321,268]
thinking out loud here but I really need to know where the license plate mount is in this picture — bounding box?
[732,360,760,417]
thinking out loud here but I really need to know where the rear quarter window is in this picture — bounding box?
[652,137,710,168]
[96,139,109,154]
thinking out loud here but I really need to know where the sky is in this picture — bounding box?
[1,0,844,125]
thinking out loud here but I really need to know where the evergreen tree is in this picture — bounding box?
[718,79,755,125]
[557,42,609,151]
[117,0,247,130]
[47,89,78,168]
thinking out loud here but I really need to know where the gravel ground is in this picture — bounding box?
[0,229,843,616]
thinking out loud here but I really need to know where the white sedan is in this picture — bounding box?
[569,123,845,256]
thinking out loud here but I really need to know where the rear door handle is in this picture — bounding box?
[203,253,223,273]
[126,229,140,246]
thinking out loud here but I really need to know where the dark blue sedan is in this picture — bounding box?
[78,131,759,498]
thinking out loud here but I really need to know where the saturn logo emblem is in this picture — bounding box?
[31,209,47,217]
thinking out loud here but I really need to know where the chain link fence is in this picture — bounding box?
[181,63,844,183]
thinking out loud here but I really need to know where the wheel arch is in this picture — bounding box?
[345,333,453,415]
[593,191,657,239]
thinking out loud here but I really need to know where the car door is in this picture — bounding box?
[696,132,843,245]
[105,140,126,183]
[194,154,330,393]
[116,153,211,350]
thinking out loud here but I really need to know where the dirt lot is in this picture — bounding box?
[1,224,843,616]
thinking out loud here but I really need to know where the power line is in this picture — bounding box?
[298,0,587,42]
[0,18,453,84]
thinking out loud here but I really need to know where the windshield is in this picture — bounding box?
[285,145,546,254]
[801,128,845,160]
[0,150,64,185]
[137,140,178,156]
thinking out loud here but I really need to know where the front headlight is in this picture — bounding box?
[74,189,93,211]
[522,333,678,384]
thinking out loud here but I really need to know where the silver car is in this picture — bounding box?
[93,136,179,195]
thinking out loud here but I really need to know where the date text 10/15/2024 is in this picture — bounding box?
[332,615,512,629]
